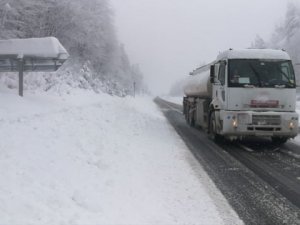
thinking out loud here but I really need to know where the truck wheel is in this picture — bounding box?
[209,112,223,142]
[185,105,189,122]
[185,110,189,122]
[188,111,195,127]
[271,137,288,145]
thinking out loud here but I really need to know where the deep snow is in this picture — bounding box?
[295,96,300,144]
[0,87,242,225]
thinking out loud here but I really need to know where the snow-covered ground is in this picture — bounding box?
[294,95,300,144]
[0,87,242,225]
[296,94,300,123]
[161,95,183,106]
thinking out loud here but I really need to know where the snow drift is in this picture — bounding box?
[0,87,242,225]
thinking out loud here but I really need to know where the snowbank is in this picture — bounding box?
[297,94,300,125]
[161,95,183,105]
[294,96,300,144]
[0,87,242,224]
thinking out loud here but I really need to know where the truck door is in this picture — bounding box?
[214,61,227,108]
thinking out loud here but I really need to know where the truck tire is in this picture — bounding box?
[185,105,189,122]
[188,110,195,127]
[209,112,223,142]
[271,137,288,145]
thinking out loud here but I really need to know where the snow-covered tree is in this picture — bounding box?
[271,2,300,84]
[251,35,267,49]
[0,0,146,96]
[252,2,300,85]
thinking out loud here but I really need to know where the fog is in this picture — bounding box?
[111,0,288,95]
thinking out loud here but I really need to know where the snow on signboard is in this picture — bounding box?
[0,37,69,59]
[0,37,69,72]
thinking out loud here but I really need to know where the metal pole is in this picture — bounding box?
[18,59,24,97]
[133,81,136,98]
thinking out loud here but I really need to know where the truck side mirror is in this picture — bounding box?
[210,65,215,83]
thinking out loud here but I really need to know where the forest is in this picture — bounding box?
[0,0,146,96]
[250,2,300,85]
[1,1,300,97]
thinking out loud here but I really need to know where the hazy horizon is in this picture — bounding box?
[111,0,289,95]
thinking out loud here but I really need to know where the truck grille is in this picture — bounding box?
[252,115,281,126]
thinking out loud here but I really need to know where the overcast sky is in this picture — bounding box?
[110,0,289,95]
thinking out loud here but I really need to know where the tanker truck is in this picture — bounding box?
[183,49,299,143]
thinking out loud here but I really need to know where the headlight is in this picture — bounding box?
[289,121,295,129]
[232,120,238,128]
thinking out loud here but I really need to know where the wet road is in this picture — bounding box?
[155,97,300,225]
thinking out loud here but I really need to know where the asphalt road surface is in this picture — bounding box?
[155,97,300,225]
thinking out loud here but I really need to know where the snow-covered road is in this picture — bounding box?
[0,88,242,225]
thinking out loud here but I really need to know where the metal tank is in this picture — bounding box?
[183,65,212,98]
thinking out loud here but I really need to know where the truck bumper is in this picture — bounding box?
[219,110,299,139]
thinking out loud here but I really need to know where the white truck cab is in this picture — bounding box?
[184,49,299,143]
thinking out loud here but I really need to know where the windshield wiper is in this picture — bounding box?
[274,84,286,88]
[244,84,255,88]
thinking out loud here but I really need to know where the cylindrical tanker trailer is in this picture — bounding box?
[183,63,214,132]
[183,49,299,144]
[183,64,212,98]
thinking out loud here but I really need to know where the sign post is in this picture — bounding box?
[0,37,69,97]
[18,59,24,97]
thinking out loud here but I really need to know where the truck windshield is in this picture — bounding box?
[228,59,296,88]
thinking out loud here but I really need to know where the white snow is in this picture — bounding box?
[0,37,69,59]
[297,94,300,121]
[0,87,242,225]
[293,95,300,144]
[161,96,183,105]
[217,49,291,60]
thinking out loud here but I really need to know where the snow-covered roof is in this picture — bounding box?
[217,49,291,61]
[0,37,69,60]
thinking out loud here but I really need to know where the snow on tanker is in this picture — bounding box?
[183,49,299,143]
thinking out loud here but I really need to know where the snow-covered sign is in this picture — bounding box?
[0,37,69,72]
[0,37,69,96]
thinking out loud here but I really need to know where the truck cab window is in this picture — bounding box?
[228,59,296,88]
[218,62,225,85]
